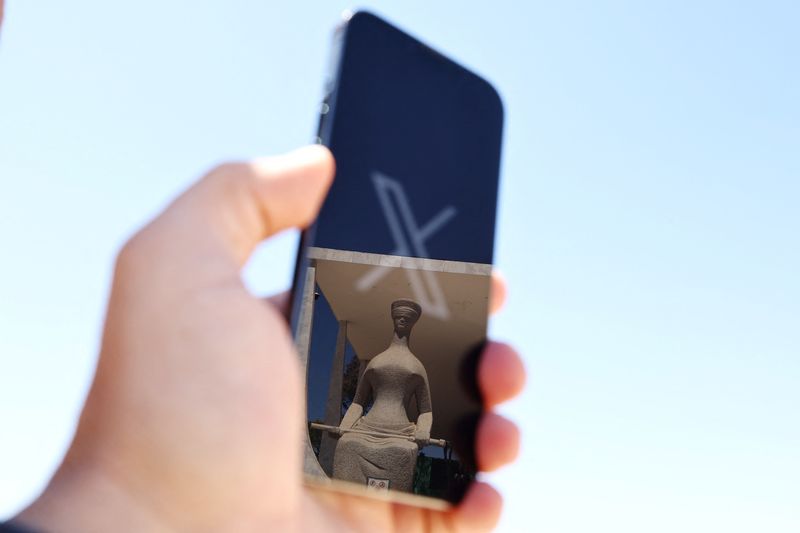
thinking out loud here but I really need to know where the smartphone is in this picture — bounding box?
[289,10,504,509]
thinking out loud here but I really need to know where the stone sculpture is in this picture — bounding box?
[332,298,433,492]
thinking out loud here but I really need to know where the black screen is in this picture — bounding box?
[313,12,503,264]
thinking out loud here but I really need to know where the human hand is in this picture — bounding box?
[15,146,525,533]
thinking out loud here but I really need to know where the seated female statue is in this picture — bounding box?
[332,299,433,492]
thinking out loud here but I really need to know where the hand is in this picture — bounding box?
[414,430,431,447]
[15,146,525,533]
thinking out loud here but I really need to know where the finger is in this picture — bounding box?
[447,482,503,533]
[246,145,335,238]
[130,145,335,271]
[476,413,520,472]
[489,270,507,315]
[479,341,526,408]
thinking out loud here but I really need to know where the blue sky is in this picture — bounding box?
[1,1,798,531]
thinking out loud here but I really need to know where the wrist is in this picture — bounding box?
[15,454,171,533]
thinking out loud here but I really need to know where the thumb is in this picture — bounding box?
[121,145,335,281]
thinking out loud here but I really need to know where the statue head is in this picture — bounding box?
[391,299,422,338]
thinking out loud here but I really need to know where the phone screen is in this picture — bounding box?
[290,11,503,506]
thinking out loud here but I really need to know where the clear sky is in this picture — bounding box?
[1,1,798,531]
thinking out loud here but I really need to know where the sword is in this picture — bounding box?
[310,422,447,448]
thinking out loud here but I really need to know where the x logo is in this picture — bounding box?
[354,171,457,320]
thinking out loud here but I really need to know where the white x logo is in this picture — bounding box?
[354,171,457,320]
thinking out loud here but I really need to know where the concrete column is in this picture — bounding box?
[295,266,316,367]
[296,266,327,478]
[318,320,347,475]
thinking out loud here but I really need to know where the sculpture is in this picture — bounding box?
[331,298,433,492]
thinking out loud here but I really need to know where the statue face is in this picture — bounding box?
[392,308,418,338]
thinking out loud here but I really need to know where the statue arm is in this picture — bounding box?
[414,373,433,442]
[338,371,370,431]
[415,411,432,443]
[338,403,363,432]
